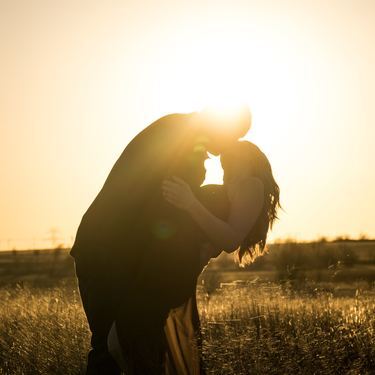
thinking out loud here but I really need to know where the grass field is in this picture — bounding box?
[0,242,374,374]
[0,280,374,374]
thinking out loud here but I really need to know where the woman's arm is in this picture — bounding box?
[162,177,264,253]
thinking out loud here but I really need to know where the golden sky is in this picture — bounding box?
[1,0,374,249]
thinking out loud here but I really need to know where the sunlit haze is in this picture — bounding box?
[1,0,374,249]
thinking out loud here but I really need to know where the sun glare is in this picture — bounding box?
[142,25,301,163]
[117,19,304,198]
[148,28,301,186]
[110,12,309,193]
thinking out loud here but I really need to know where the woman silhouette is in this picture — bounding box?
[162,140,280,374]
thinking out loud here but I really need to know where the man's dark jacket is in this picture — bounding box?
[71,113,207,312]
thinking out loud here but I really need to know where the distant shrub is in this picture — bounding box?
[267,242,360,282]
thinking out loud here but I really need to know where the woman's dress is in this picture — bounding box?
[163,184,230,375]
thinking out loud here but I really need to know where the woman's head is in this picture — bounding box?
[221,141,281,264]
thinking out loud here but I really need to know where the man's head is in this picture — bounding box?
[193,105,252,155]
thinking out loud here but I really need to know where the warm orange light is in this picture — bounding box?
[198,103,251,131]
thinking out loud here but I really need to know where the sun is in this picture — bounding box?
[136,25,302,184]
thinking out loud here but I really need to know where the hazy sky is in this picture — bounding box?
[1,0,374,249]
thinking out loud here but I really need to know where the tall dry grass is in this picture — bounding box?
[0,281,374,374]
[198,283,375,374]
[0,282,89,374]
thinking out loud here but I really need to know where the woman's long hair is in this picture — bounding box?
[221,141,281,265]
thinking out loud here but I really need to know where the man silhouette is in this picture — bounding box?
[70,107,251,374]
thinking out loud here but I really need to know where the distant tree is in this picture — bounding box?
[316,236,328,243]
[333,235,351,242]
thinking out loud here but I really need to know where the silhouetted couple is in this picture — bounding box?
[70,107,280,374]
